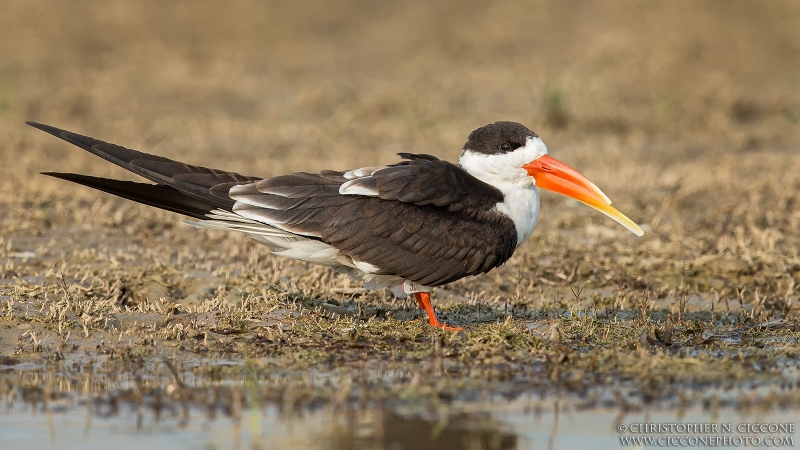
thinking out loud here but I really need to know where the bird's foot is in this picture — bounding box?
[413,291,463,332]
[428,319,463,332]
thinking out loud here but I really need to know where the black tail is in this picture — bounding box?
[28,122,262,216]
[42,172,217,219]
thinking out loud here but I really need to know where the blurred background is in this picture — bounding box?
[0,0,799,291]
[2,0,798,169]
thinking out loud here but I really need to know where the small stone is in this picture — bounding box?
[105,317,121,331]
[321,303,351,316]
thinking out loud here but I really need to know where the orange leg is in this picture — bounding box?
[413,292,462,331]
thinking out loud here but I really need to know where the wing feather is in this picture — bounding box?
[28,122,261,210]
[227,155,518,286]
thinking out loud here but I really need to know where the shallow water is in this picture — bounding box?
[4,398,800,450]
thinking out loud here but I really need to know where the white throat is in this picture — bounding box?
[459,136,548,247]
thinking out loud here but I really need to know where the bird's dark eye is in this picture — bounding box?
[500,142,512,151]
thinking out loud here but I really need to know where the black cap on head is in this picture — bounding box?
[463,122,539,155]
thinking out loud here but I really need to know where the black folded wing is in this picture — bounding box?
[231,155,518,286]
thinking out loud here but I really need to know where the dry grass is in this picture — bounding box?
[1,0,800,425]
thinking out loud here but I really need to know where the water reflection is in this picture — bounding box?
[326,411,516,450]
[1,397,517,450]
[3,388,798,450]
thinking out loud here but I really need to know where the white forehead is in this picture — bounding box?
[459,136,548,183]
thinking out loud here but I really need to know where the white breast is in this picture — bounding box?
[494,186,540,248]
[458,136,548,247]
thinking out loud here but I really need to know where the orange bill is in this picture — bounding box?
[524,155,644,236]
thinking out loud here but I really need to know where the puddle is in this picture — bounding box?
[4,397,800,449]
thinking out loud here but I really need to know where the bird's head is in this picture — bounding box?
[459,121,643,236]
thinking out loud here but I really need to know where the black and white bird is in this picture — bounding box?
[28,121,643,331]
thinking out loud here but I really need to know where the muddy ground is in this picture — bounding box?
[1,1,800,448]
